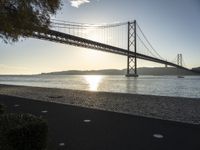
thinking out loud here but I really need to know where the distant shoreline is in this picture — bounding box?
[0,74,200,76]
[41,67,200,76]
[0,84,200,124]
[0,66,199,76]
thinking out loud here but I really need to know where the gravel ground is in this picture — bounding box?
[0,84,200,124]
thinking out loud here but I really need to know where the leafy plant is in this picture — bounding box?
[0,104,5,115]
[0,113,48,150]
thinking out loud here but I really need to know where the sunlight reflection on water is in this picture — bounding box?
[84,75,103,91]
[1,75,200,98]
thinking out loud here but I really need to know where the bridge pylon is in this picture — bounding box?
[177,53,184,78]
[177,54,183,67]
[126,20,138,77]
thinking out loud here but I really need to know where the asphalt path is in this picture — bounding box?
[0,94,200,150]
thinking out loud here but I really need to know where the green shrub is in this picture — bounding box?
[0,104,5,115]
[0,113,48,150]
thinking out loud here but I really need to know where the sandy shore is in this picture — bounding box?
[0,84,200,124]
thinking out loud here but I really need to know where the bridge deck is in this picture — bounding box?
[32,29,191,71]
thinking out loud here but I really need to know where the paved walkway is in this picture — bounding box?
[0,94,200,150]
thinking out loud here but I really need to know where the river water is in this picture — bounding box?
[0,75,200,98]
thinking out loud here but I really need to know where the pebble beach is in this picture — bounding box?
[0,84,200,124]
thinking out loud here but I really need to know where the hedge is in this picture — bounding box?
[0,113,48,150]
[0,104,5,115]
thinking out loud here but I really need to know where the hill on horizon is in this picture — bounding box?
[41,67,200,76]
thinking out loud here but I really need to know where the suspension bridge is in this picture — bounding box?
[31,19,194,77]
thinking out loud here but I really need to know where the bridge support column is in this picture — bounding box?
[177,53,183,77]
[177,54,183,67]
[126,20,138,77]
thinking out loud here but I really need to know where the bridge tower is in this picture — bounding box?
[126,20,138,77]
[177,54,183,67]
[177,53,184,77]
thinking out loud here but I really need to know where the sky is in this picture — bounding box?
[0,0,200,74]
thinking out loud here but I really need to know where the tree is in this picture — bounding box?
[0,0,62,43]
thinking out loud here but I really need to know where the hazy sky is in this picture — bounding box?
[0,0,200,74]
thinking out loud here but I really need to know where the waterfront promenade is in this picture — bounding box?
[0,84,200,124]
[0,84,200,149]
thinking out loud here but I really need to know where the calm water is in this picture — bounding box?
[0,75,200,98]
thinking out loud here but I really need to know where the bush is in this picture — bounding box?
[0,113,48,150]
[0,104,5,115]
